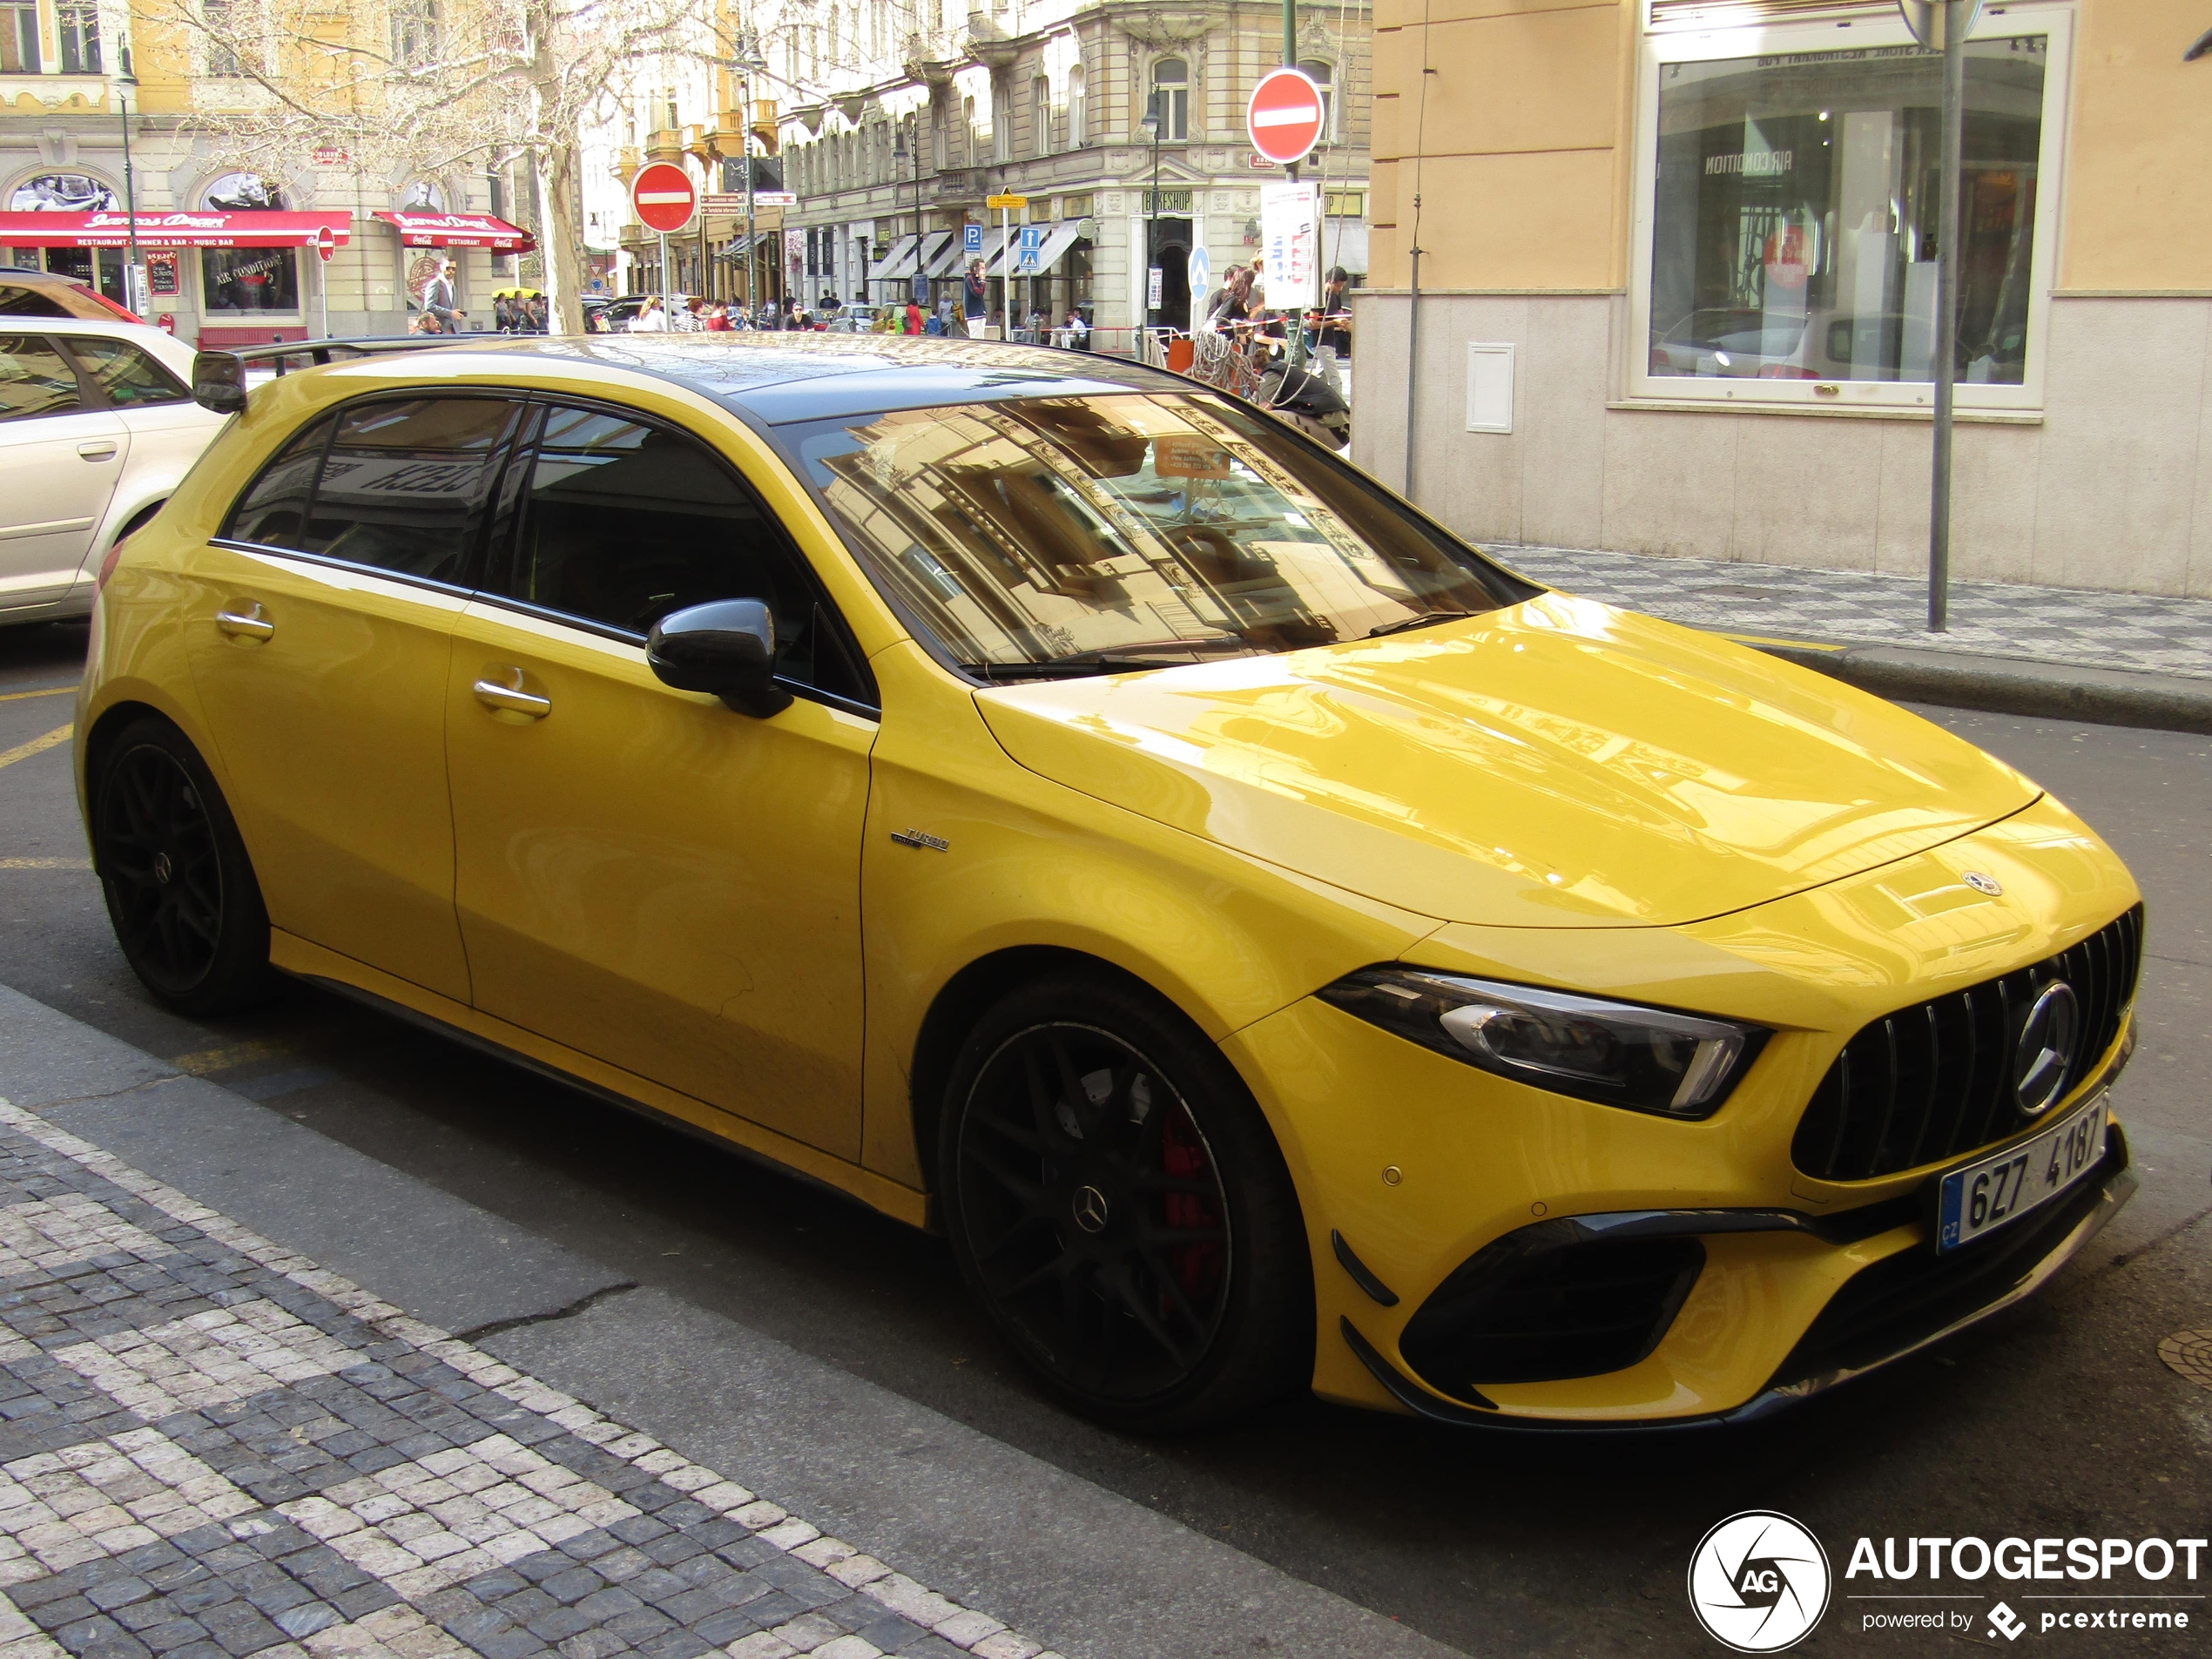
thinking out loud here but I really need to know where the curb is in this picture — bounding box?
[1743,639,2212,735]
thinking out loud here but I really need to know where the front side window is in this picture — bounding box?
[490,404,868,704]
[0,336,82,421]
[64,337,189,407]
[1645,30,2053,400]
[785,394,1534,678]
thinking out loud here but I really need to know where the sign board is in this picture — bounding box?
[1246,66,1326,167]
[911,273,929,304]
[1245,153,1278,170]
[986,192,1028,211]
[1898,0,1983,50]
[701,192,797,213]
[1186,245,1211,312]
[962,223,983,256]
[313,146,350,167]
[314,225,337,264]
[1015,226,1043,274]
[1147,266,1163,310]
[631,162,698,234]
[146,252,178,297]
[1258,179,1318,299]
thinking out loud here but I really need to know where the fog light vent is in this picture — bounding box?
[1399,1231,1705,1399]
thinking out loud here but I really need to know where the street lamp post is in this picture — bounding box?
[115,45,140,315]
[893,125,908,312]
[1141,92,1160,347]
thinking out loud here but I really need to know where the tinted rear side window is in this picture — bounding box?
[300,396,523,583]
[0,287,74,319]
[0,334,82,421]
[224,415,334,550]
[493,402,870,704]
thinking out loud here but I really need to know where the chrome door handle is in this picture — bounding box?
[474,675,550,718]
[77,442,118,461]
[215,606,274,641]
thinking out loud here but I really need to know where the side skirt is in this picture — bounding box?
[268,929,931,1231]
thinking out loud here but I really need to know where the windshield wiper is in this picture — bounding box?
[960,655,1190,681]
[1366,610,1482,639]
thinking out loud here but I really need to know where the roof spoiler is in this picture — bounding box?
[191,334,483,415]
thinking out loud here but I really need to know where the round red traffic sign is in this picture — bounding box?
[631,162,698,234]
[1246,66,1326,166]
[314,225,336,264]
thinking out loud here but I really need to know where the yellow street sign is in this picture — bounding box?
[985,192,1028,210]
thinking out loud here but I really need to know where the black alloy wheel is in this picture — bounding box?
[92,718,275,1015]
[941,974,1312,1430]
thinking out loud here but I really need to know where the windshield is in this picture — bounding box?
[782,393,1537,678]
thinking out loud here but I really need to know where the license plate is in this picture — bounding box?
[1936,1091,2108,1253]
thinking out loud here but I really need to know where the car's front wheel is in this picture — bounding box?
[939,972,1312,1430]
[91,716,275,1015]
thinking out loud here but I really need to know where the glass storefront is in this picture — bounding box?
[202,246,300,313]
[1648,35,2047,390]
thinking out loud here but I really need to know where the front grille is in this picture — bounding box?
[1399,1233,1705,1397]
[1791,906,2142,1183]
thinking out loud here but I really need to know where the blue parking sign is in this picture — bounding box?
[962,223,982,257]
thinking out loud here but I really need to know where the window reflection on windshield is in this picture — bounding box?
[788,394,1533,676]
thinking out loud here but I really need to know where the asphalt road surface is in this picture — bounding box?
[3,617,2208,1656]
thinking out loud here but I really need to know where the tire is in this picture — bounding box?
[91,717,277,1016]
[938,970,1313,1431]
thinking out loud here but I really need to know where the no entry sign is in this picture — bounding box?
[1246,67,1326,166]
[631,162,698,234]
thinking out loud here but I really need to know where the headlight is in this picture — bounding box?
[1318,968,1769,1119]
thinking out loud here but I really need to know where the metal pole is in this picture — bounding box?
[744,78,757,314]
[658,231,670,300]
[1929,0,1965,632]
[1149,110,1160,343]
[117,56,140,314]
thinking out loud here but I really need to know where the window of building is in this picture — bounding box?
[1032,76,1050,158]
[400,179,448,212]
[57,2,100,73]
[1635,13,2067,411]
[961,96,975,166]
[1069,64,1087,147]
[203,172,286,212]
[1298,59,1333,141]
[391,0,438,69]
[202,247,300,314]
[0,0,37,71]
[10,173,117,212]
[1152,57,1189,141]
[203,0,245,76]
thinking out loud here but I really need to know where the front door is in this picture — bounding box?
[179,393,529,1003]
[445,401,878,1157]
[0,332,127,613]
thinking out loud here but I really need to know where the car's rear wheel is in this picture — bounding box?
[92,717,275,1015]
[939,972,1312,1430]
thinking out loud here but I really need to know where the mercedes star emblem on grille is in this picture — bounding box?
[2013,981,2080,1116]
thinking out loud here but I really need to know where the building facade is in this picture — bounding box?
[587,0,1372,341]
[1355,0,2212,597]
[0,1,564,344]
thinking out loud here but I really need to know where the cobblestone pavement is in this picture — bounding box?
[0,1102,1061,1659]
[1488,544,2212,683]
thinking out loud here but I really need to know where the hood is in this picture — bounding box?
[974,596,2040,928]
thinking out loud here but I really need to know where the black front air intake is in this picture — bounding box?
[1791,906,2142,1184]
[1399,1226,1705,1399]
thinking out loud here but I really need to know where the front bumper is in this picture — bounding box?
[1335,1131,2134,1432]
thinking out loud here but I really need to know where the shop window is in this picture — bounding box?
[203,247,300,314]
[1640,20,2061,405]
[10,173,118,212]
[0,0,37,72]
[1298,60,1333,141]
[57,2,99,73]
[1152,58,1188,142]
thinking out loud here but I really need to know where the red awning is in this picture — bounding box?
[374,211,536,253]
[0,210,354,249]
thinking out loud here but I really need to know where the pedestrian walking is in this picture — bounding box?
[421,260,462,330]
[630,295,668,333]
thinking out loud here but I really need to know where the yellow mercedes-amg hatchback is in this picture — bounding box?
[76,334,2142,1431]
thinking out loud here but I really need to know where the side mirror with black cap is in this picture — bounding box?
[646,599,793,718]
[192,351,248,414]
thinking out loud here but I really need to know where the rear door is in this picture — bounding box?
[0,332,127,614]
[179,393,528,1002]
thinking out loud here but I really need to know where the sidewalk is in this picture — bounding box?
[1490,544,2212,732]
[0,987,1463,1659]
